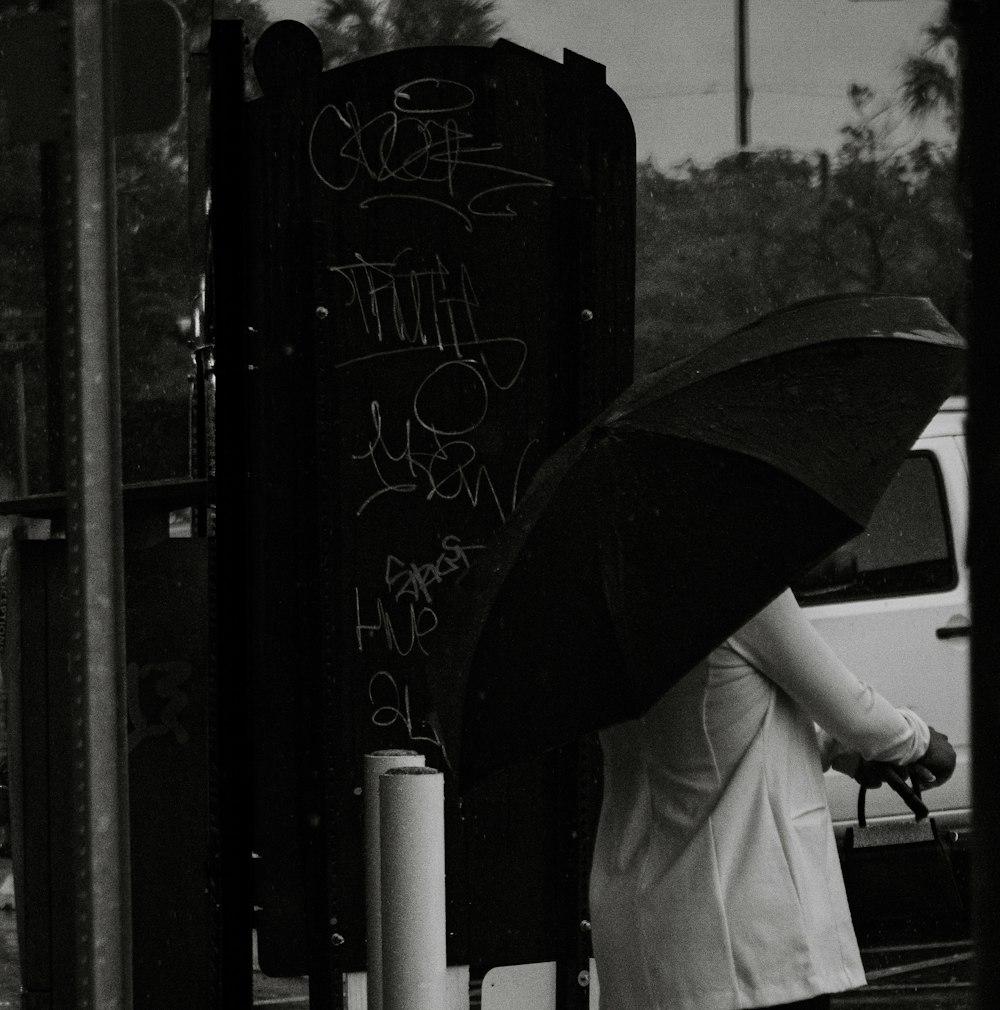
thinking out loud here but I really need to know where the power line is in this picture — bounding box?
[622,87,874,102]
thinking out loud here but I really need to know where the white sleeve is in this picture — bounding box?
[727,589,930,766]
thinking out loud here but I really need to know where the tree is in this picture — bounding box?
[313,0,504,68]
[633,86,965,376]
[633,149,831,374]
[0,0,272,488]
[111,0,272,481]
[819,85,965,318]
[897,5,970,269]
[899,8,961,133]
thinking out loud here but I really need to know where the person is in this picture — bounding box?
[589,586,956,1010]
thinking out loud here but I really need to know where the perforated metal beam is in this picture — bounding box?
[60,0,132,1005]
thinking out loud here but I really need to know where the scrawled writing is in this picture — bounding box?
[354,535,482,651]
[321,73,546,755]
[368,669,444,751]
[355,536,483,753]
[327,251,537,519]
[309,77,553,231]
[331,249,528,397]
[355,589,438,657]
[351,392,538,521]
[329,249,526,388]
[386,534,485,604]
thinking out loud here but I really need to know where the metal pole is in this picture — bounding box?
[14,360,29,496]
[961,0,1000,1002]
[62,0,132,1004]
[209,19,255,1006]
[735,0,751,147]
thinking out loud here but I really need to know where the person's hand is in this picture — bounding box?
[909,726,956,790]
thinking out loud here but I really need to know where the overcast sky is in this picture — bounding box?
[264,0,950,167]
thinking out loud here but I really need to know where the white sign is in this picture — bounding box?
[481,960,600,1010]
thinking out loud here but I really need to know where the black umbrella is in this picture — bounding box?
[429,295,965,790]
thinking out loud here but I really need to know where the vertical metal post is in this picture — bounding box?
[961,2,1000,1005]
[209,19,255,1007]
[735,0,751,148]
[14,360,29,496]
[61,0,132,1005]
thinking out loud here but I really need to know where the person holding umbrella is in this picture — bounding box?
[588,585,956,1010]
[431,295,966,1009]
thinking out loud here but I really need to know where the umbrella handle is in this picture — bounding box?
[858,764,929,827]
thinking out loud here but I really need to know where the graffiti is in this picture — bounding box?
[368,669,444,753]
[311,74,548,750]
[309,78,553,231]
[384,534,485,605]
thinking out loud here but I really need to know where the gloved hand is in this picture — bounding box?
[909,726,956,790]
[851,726,956,792]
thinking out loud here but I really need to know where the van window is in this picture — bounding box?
[793,452,957,605]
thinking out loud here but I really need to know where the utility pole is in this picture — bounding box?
[1,2,182,1004]
[735,0,752,147]
[62,0,133,1004]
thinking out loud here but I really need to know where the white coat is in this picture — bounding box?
[589,588,930,1010]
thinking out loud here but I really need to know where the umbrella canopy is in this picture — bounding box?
[429,295,965,791]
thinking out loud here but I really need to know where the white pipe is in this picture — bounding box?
[364,750,425,1010]
[379,766,447,1010]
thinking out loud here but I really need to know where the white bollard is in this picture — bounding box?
[364,750,426,1010]
[379,766,447,1010]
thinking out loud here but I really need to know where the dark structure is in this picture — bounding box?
[213,19,636,1008]
[1,17,635,1009]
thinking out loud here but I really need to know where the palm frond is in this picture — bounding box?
[899,54,957,120]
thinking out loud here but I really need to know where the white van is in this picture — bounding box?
[790,396,970,832]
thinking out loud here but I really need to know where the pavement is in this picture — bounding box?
[0,924,974,1009]
[247,939,976,1009]
[251,927,977,1008]
[0,855,973,1008]
[834,938,973,1010]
